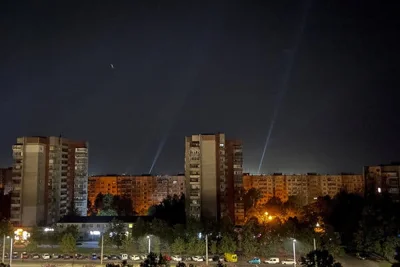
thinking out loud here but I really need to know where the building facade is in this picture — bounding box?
[88,174,185,215]
[364,163,400,201]
[226,140,244,225]
[243,173,364,206]
[11,136,88,226]
[184,133,243,223]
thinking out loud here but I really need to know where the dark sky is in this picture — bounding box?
[1,1,399,175]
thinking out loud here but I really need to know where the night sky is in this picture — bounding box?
[1,1,399,175]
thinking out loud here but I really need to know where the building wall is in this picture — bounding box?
[11,136,88,226]
[243,173,364,206]
[185,133,241,222]
[364,163,400,201]
[88,175,185,215]
[226,140,244,225]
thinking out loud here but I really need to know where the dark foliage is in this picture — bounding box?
[149,194,185,225]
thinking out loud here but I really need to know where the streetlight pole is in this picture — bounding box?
[2,235,5,263]
[292,239,296,265]
[100,234,104,265]
[205,235,208,265]
[9,238,13,267]
[147,235,151,254]
[313,238,318,267]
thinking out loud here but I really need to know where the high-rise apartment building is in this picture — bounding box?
[184,133,243,223]
[226,140,244,225]
[364,163,400,201]
[0,167,12,195]
[88,174,185,215]
[11,136,88,226]
[243,173,364,206]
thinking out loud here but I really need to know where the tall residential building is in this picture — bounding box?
[11,136,88,226]
[243,173,364,207]
[364,163,400,201]
[226,140,244,225]
[0,167,12,195]
[87,174,185,215]
[184,133,243,223]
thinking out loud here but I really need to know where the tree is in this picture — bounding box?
[241,220,259,256]
[0,219,13,238]
[150,194,186,225]
[105,219,127,248]
[218,235,237,254]
[25,240,38,253]
[301,250,342,267]
[132,217,149,239]
[67,199,80,216]
[122,235,134,252]
[29,226,44,245]
[210,241,217,255]
[171,237,185,255]
[60,233,76,254]
[244,188,263,210]
[60,225,79,240]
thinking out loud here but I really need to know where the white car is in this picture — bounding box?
[140,255,147,260]
[42,253,51,260]
[171,255,182,261]
[192,256,204,262]
[130,255,140,261]
[281,259,296,265]
[265,257,280,264]
[120,254,128,260]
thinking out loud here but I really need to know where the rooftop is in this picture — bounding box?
[58,216,153,224]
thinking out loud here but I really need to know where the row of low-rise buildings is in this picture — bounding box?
[243,173,364,206]
[87,174,185,214]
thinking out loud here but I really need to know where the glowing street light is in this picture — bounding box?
[147,235,151,254]
[268,215,273,221]
[292,239,297,265]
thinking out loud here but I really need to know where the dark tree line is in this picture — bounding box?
[148,194,185,225]
[88,193,135,216]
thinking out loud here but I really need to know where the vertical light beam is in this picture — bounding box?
[257,0,313,174]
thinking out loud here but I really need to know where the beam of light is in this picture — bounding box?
[257,0,313,175]
[148,4,232,174]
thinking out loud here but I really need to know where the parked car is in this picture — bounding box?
[224,253,237,263]
[63,255,72,260]
[91,253,98,260]
[119,254,128,260]
[171,255,182,261]
[192,256,204,262]
[75,254,85,260]
[12,252,19,259]
[265,257,280,264]
[109,255,118,260]
[130,255,140,261]
[52,254,62,259]
[21,252,29,259]
[42,253,51,260]
[163,255,171,261]
[281,259,296,265]
[31,254,40,259]
[140,255,147,260]
[248,257,261,264]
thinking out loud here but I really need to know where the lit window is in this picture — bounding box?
[219,143,224,147]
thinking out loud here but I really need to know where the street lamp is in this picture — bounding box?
[292,239,296,265]
[147,235,151,254]
[9,238,13,267]
[100,234,104,265]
